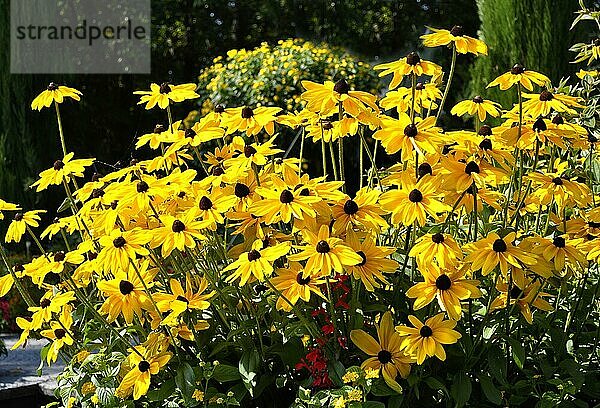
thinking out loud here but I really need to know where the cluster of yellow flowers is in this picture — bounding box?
[195,38,380,115]
[0,22,598,407]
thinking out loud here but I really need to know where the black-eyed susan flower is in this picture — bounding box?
[528,169,591,211]
[226,135,283,169]
[97,263,156,324]
[521,89,584,118]
[528,234,587,271]
[374,52,442,90]
[31,153,95,192]
[380,178,450,226]
[224,239,291,286]
[464,232,537,276]
[331,188,388,234]
[40,305,74,364]
[344,229,398,292]
[450,96,501,122]
[350,311,414,381]
[380,82,442,114]
[439,156,507,192]
[373,113,443,161]
[487,64,550,91]
[97,228,151,273]
[270,262,327,311]
[300,79,378,117]
[116,346,172,400]
[251,177,321,224]
[135,124,170,150]
[406,264,481,320]
[0,273,13,297]
[5,210,46,243]
[28,290,75,330]
[154,278,214,326]
[221,106,282,136]
[31,82,82,111]
[490,272,553,324]
[133,82,199,109]
[421,26,487,55]
[150,211,208,257]
[289,225,363,277]
[409,232,462,269]
[395,313,462,364]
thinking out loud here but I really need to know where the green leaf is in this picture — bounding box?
[175,362,196,403]
[488,345,507,384]
[508,338,525,369]
[213,364,241,382]
[423,376,447,395]
[362,402,386,408]
[147,378,175,401]
[477,373,502,405]
[239,350,259,395]
[450,372,472,408]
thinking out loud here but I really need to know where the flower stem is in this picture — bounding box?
[436,44,457,123]
[54,102,67,157]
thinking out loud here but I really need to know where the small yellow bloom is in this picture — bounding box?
[31,82,82,111]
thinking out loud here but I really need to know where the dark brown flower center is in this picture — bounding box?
[343,199,359,215]
[408,189,423,203]
[214,104,225,113]
[479,138,492,151]
[356,250,367,266]
[406,52,421,66]
[511,64,525,75]
[113,236,127,248]
[472,95,484,103]
[47,82,59,91]
[53,160,64,170]
[159,82,172,94]
[509,285,523,300]
[435,274,452,290]
[91,189,105,199]
[419,325,433,337]
[247,249,261,261]
[478,125,492,136]
[316,240,330,253]
[199,196,213,210]
[235,183,251,198]
[552,114,564,125]
[279,190,294,204]
[415,82,425,90]
[450,25,464,36]
[322,120,334,130]
[553,236,566,248]
[539,90,553,101]
[377,349,393,364]
[552,177,563,186]
[241,107,254,118]
[418,162,433,178]
[244,145,257,157]
[119,280,135,295]
[431,233,445,244]
[40,299,51,308]
[404,124,418,138]
[296,273,311,285]
[533,117,547,132]
[333,78,350,94]
[54,329,66,339]
[465,161,480,175]
[137,181,149,193]
[53,251,66,262]
[13,212,23,221]
[172,220,186,233]
[154,124,167,133]
[212,166,225,176]
[492,238,507,252]
[184,128,196,138]
[138,360,151,372]
[176,295,188,303]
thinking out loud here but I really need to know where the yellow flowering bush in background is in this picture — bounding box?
[193,39,381,115]
[0,3,599,408]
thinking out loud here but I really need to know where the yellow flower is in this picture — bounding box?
[289,225,363,277]
[31,82,82,111]
[421,26,487,55]
[409,232,463,269]
[116,346,172,400]
[28,290,75,330]
[331,187,388,233]
[380,178,450,226]
[487,64,550,91]
[133,82,199,109]
[300,79,378,117]
[0,198,20,220]
[31,152,95,192]
[40,305,74,364]
[406,264,481,320]
[224,239,291,286]
[464,232,537,276]
[270,262,326,311]
[576,69,599,79]
[396,313,462,364]
[154,278,214,326]
[374,52,442,90]
[373,114,443,161]
[221,106,282,136]
[521,89,584,118]
[97,228,152,273]
[350,311,414,381]
[150,211,208,257]
[5,210,46,243]
[450,96,501,122]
